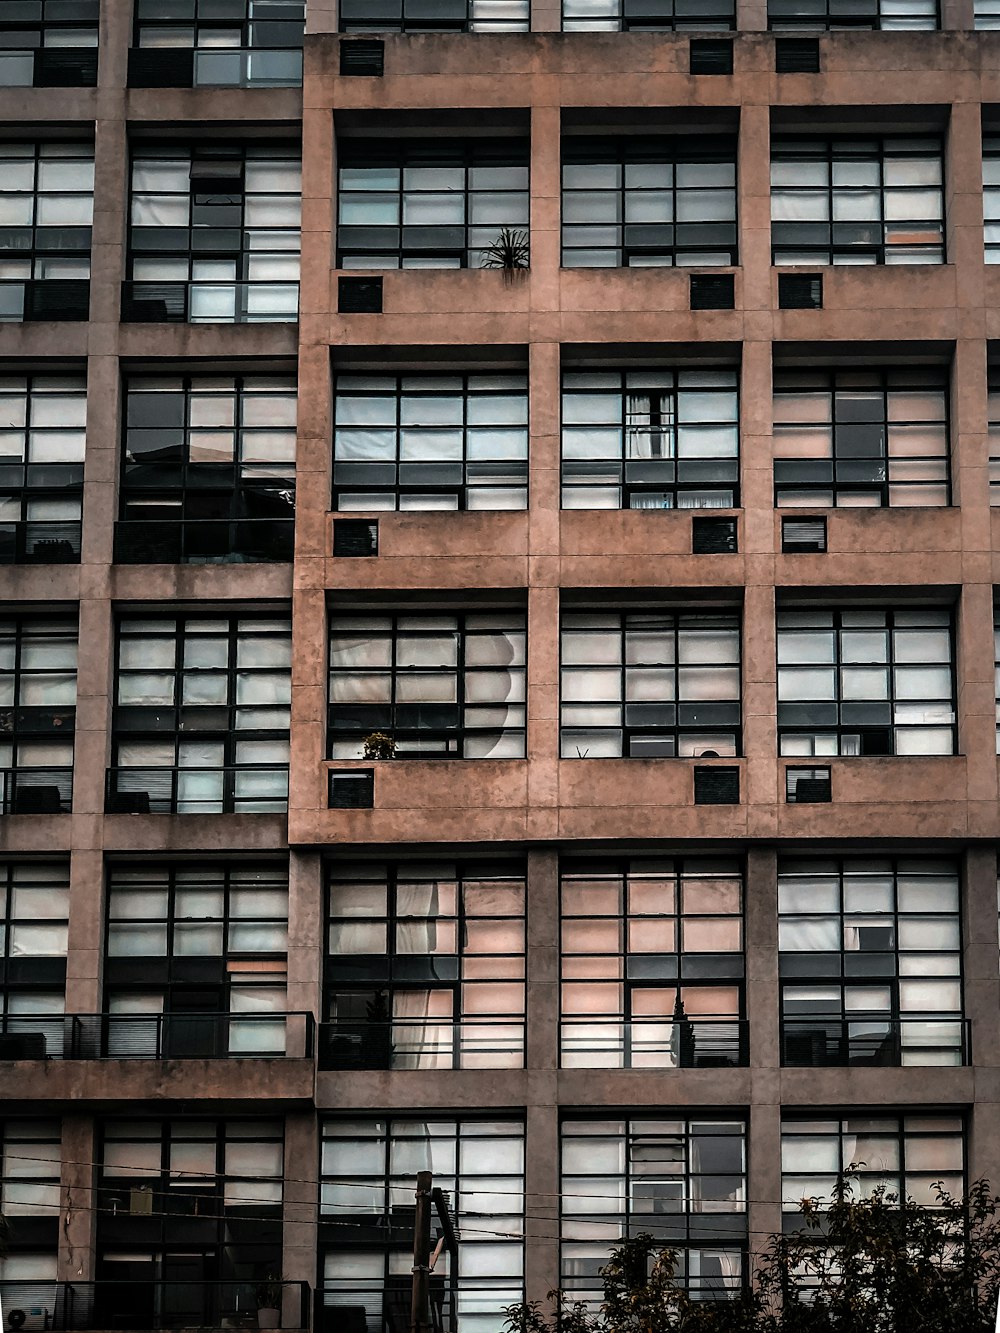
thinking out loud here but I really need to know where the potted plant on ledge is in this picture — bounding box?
[254,1273,283,1330]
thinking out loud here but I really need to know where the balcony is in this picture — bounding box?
[106,765,288,815]
[318,1016,524,1070]
[0,1281,311,1332]
[780,1018,971,1067]
[560,1017,749,1069]
[0,1012,314,1061]
[121,281,298,324]
[0,766,72,814]
[0,48,98,87]
[127,46,303,88]
[0,519,81,564]
[0,279,89,322]
[114,518,293,566]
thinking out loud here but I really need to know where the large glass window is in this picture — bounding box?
[561,1116,747,1304]
[776,607,955,757]
[560,857,744,1068]
[988,375,1000,502]
[333,372,527,512]
[134,0,304,86]
[103,863,288,1057]
[560,609,741,758]
[984,139,1000,263]
[0,616,77,814]
[110,614,291,813]
[768,0,936,27]
[328,611,527,758]
[773,369,949,508]
[771,138,944,266]
[0,1,99,87]
[337,139,529,270]
[563,0,735,29]
[0,373,86,563]
[321,1118,524,1333]
[0,143,93,321]
[127,147,301,322]
[1,1118,60,1217]
[779,857,964,1067]
[781,1115,964,1212]
[561,368,739,510]
[562,137,738,268]
[324,860,525,1070]
[976,0,1000,25]
[118,374,296,564]
[339,0,530,30]
[0,863,68,1057]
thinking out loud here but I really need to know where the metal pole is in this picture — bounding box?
[411,1170,433,1333]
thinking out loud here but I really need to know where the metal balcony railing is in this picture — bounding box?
[114,518,293,565]
[0,48,99,87]
[128,45,303,87]
[0,280,90,322]
[0,766,73,814]
[318,1017,526,1071]
[781,1018,972,1067]
[319,1278,517,1333]
[0,1012,314,1061]
[0,520,81,564]
[0,1280,311,1332]
[560,1017,749,1069]
[121,281,299,324]
[105,765,288,815]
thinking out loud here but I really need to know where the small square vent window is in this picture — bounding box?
[340,40,385,76]
[782,517,827,553]
[694,766,740,805]
[775,38,820,73]
[690,274,735,310]
[338,276,383,314]
[786,767,832,803]
[333,519,379,557]
[329,770,375,809]
[689,40,733,75]
[692,516,738,554]
[778,273,823,309]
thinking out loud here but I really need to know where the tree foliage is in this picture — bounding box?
[501,1177,1000,1333]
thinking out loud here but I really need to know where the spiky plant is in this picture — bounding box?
[480,227,530,283]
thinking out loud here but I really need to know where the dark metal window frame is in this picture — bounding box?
[0,141,94,280]
[771,135,946,266]
[0,1116,62,1218]
[767,0,938,29]
[772,366,951,509]
[559,609,743,758]
[559,856,745,1067]
[0,372,86,563]
[560,366,740,510]
[560,1114,749,1299]
[988,373,1000,502]
[0,614,78,753]
[777,855,964,1053]
[336,138,530,270]
[776,606,957,757]
[338,0,530,30]
[332,370,529,512]
[0,861,69,1020]
[562,0,735,29]
[327,610,528,759]
[325,859,526,1058]
[118,372,297,563]
[132,0,305,50]
[0,1,99,49]
[561,135,739,269]
[111,612,291,789]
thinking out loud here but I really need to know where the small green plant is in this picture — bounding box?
[362,731,396,760]
[480,227,530,283]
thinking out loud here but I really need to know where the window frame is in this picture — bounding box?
[0,142,94,293]
[561,0,735,29]
[0,1117,61,1220]
[767,0,938,29]
[338,0,530,31]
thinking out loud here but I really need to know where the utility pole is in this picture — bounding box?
[410,1170,433,1333]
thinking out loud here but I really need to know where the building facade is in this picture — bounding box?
[2,1,1000,1330]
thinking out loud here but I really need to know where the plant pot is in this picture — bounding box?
[257,1308,281,1329]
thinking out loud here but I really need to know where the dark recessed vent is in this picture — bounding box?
[35,48,99,87]
[775,38,820,73]
[107,791,151,815]
[690,273,735,311]
[692,516,738,554]
[778,272,823,309]
[786,767,832,803]
[127,47,195,87]
[338,276,384,314]
[694,766,740,805]
[333,519,379,557]
[340,40,385,76]
[782,516,827,553]
[689,39,733,75]
[329,770,375,809]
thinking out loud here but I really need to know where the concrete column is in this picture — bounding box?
[64,849,104,1015]
[737,101,773,312]
[531,0,563,31]
[529,104,563,300]
[287,850,323,1025]
[941,0,975,29]
[737,0,770,36]
[58,1116,97,1284]
[747,1100,782,1275]
[523,1101,560,1309]
[743,581,777,820]
[281,1112,319,1326]
[526,849,559,1073]
[745,848,779,1073]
